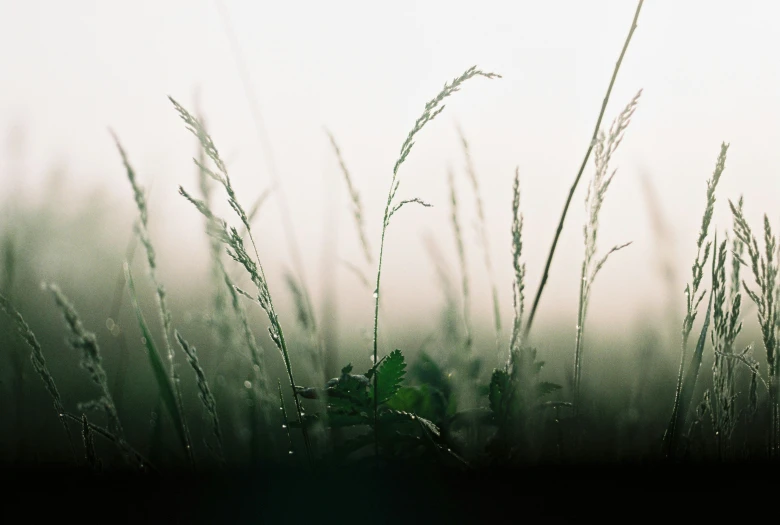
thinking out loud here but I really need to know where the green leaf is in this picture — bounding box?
[374,349,406,404]
[536,381,562,398]
[385,386,424,413]
[123,263,188,455]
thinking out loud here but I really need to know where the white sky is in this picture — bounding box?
[1,0,779,343]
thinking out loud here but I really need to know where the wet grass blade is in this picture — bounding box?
[665,290,713,457]
[123,262,190,461]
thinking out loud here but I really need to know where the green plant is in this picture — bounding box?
[371,65,500,458]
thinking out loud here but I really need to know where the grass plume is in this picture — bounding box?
[171,96,312,462]
[509,167,526,359]
[573,90,640,413]
[110,130,194,463]
[372,65,500,456]
[663,142,729,458]
[730,198,780,456]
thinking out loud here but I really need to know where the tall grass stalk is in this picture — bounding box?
[573,91,639,414]
[110,131,195,464]
[447,168,473,355]
[171,97,312,462]
[45,284,124,439]
[456,125,501,356]
[730,199,780,457]
[371,66,500,457]
[663,142,729,458]
[524,0,645,341]
[0,292,77,461]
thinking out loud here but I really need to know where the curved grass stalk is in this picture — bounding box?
[371,66,500,457]
[171,97,312,462]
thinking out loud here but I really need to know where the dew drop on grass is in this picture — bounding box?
[252,364,260,373]
[244,380,252,389]
[373,289,379,299]
[288,450,294,455]
[106,318,116,331]
[281,424,287,429]
[140,337,147,345]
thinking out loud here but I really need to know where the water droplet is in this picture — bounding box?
[370,354,375,364]
[252,364,260,372]
[244,380,252,389]
[281,424,287,429]
[106,318,115,330]
[140,337,147,345]
[373,289,379,299]
[288,450,294,455]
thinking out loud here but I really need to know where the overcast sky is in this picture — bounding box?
[1,0,779,342]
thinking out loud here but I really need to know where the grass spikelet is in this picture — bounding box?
[171,97,312,462]
[175,330,224,464]
[326,128,372,265]
[45,283,124,438]
[509,167,526,359]
[663,142,730,458]
[0,291,77,461]
[456,124,502,357]
[573,91,640,413]
[729,198,780,456]
[372,65,500,457]
[447,168,472,355]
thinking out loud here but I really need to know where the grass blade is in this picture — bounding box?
[123,262,192,466]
